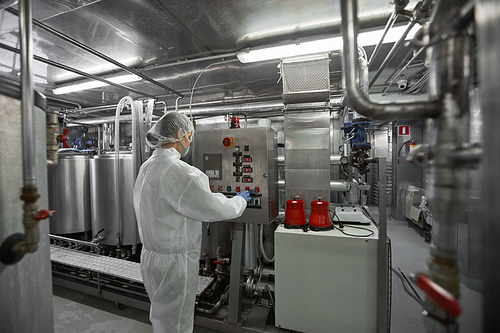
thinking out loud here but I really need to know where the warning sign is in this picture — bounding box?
[398,125,410,136]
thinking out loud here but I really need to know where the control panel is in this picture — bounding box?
[194,127,278,224]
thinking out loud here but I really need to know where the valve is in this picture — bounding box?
[34,209,55,220]
[58,129,70,148]
[413,273,461,318]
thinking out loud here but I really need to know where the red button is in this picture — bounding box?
[218,185,223,192]
[245,186,250,191]
[236,186,241,192]
[210,185,214,192]
[255,187,260,193]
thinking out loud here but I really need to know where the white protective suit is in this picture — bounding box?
[133,147,247,333]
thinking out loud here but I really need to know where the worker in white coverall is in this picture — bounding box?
[133,112,250,333]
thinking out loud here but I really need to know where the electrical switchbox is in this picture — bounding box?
[194,127,278,224]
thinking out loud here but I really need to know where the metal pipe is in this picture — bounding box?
[478,1,500,330]
[369,20,416,88]
[5,0,43,260]
[368,10,398,68]
[236,9,394,50]
[196,290,229,314]
[131,100,142,255]
[49,234,100,249]
[376,157,388,333]
[46,109,59,168]
[381,46,426,95]
[114,97,134,249]
[330,180,350,192]
[6,7,183,98]
[0,42,157,99]
[148,52,238,71]
[340,0,441,120]
[244,224,258,271]
[19,0,35,188]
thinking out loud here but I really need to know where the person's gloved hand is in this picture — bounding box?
[236,190,251,203]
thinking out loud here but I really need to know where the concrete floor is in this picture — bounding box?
[53,208,483,332]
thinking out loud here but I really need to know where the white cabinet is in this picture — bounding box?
[275,224,379,333]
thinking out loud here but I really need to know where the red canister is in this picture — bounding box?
[285,199,306,229]
[309,199,332,231]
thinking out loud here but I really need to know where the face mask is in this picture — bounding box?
[180,134,190,157]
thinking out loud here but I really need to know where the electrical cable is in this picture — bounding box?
[399,267,422,301]
[397,138,415,164]
[265,285,275,313]
[189,59,238,120]
[329,210,374,237]
[284,220,309,232]
[391,266,423,306]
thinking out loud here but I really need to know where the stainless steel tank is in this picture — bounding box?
[0,77,54,332]
[48,153,91,235]
[89,152,138,246]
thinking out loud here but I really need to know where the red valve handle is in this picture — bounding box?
[213,261,223,264]
[34,210,56,220]
[415,273,461,318]
[59,129,70,148]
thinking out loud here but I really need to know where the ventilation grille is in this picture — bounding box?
[281,53,330,104]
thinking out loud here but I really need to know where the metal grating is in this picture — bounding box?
[281,53,330,104]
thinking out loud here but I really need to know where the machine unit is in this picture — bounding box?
[275,223,379,333]
[194,127,278,224]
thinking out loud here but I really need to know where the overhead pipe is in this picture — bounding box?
[0,42,157,99]
[369,20,417,88]
[381,46,426,95]
[236,9,395,50]
[368,0,433,88]
[340,0,441,120]
[368,10,398,68]
[6,7,183,98]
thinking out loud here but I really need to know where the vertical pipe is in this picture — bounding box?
[20,0,35,187]
[376,157,388,333]
[228,223,244,324]
[244,223,258,271]
[478,1,500,330]
[114,97,134,249]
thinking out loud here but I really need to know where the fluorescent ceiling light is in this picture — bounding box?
[54,56,142,80]
[52,74,141,95]
[237,25,421,63]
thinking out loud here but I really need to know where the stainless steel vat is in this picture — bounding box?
[48,153,91,235]
[0,77,54,333]
[89,152,138,246]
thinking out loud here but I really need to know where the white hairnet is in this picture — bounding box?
[146,112,194,148]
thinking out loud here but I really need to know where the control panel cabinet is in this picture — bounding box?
[194,127,278,224]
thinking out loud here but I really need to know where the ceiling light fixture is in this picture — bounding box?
[52,74,142,95]
[237,25,421,63]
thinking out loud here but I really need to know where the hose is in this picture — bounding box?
[259,224,275,262]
